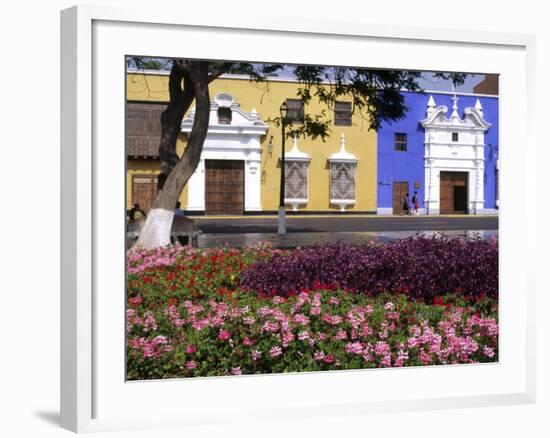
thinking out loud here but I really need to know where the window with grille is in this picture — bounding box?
[217,107,232,124]
[334,101,352,126]
[284,161,308,200]
[330,162,356,200]
[286,99,304,124]
[452,132,459,142]
[394,133,407,151]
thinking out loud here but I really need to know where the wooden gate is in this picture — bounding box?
[131,174,158,213]
[392,181,409,214]
[205,160,245,215]
[440,171,468,214]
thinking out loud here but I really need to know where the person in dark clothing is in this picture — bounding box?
[401,193,410,215]
[174,201,185,217]
[412,191,419,215]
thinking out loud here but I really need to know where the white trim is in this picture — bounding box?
[285,198,309,211]
[181,95,267,212]
[330,198,355,212]
[284,136,310,210]
[422,95,490,215]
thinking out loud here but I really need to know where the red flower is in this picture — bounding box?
[432,296,445,306]
[128,296,143,308]
[476,292,487,303]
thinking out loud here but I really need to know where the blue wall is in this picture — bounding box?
[376,91,499,212]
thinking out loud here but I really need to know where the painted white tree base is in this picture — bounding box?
[132,208,174,250]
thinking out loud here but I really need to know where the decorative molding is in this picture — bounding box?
[421,95,491,215]
[328,134,357,211]
[283,136,310,211]
[182,94,268,212]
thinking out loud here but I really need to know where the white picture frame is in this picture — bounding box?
[60,5,536,433]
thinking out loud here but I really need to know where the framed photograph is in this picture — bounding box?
[61,5,536,433]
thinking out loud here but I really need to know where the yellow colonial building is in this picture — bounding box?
[126,70,377,215]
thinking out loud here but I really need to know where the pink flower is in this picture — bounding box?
[186,345,197,354]
[387,311,400,320]
[185,360,197,370]
[143,312,157,332]
[261,321,279,333]
[243,337,254,346]
[345,342,363,355]
[483,345,495,358]
[218,329,230,341]
[231,366,242,375]
[322,313,343,325]
[313,351,326,361]
[379,355,392,367]
[269,346,282,358]
[251,350,262,361]
[298,331,310,341]
[323,354,335,364]
[292,313,310,326]
[332,329,348,341]
[374,341,390,356]
[310,306,321,316]
[328,297,339,306]
[419,351,432,365]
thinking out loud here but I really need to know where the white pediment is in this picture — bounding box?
[181,92,268,136]
[328,133,358,163]
[421,95,491,131]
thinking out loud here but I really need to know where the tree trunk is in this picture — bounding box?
[157,65,194,189]
[134,62,211,250]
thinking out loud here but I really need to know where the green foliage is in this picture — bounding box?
[129,57,473,138]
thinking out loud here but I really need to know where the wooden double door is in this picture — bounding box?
[205,160,245,215]
[392,181,409,214]
[440,171,468,214]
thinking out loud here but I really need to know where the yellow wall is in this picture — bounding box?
[126,153,188,210]
[127,72,377,212]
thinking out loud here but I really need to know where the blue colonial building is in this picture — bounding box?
[377,91,499,215]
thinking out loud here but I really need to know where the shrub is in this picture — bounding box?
[240,236,498,301]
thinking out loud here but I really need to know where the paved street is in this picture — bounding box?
[193,215,498,248]
[194,215,498,234]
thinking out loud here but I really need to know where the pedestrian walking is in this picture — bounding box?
[401,192,410,215]
[412,191,419,215]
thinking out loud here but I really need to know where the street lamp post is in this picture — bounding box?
[278,101,288,235]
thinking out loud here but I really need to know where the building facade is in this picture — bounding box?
[126,70,377,214]
[126,71,499,216]
[377,91,499,215]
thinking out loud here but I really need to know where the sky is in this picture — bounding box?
[127,58,486,93]
[417,73,485,93]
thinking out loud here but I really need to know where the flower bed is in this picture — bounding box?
[126,241,498,380]
[241,236,498,301]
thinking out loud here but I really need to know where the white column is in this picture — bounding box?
[424,130,438,215]
[472,158,484,214]
[245,159,262,211]
[186,159,205,211]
